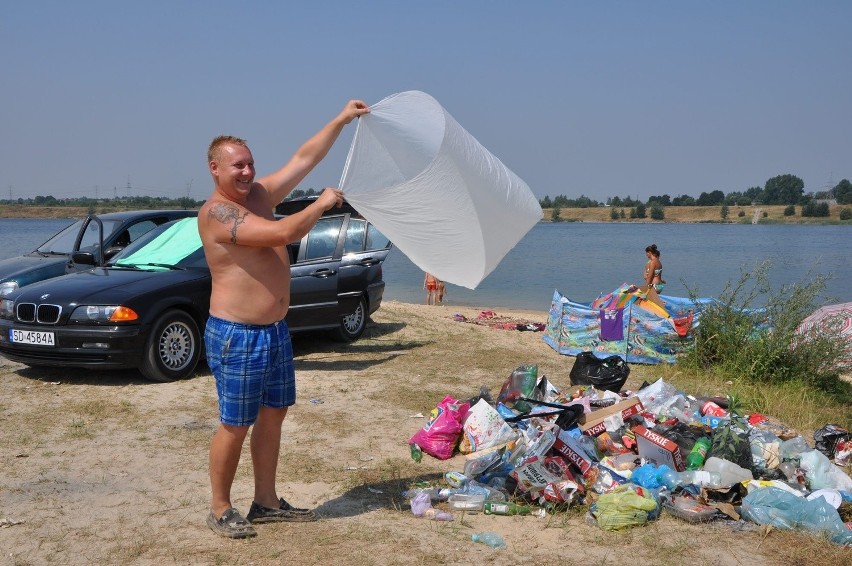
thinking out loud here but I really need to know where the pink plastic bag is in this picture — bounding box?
[409,396,470,460]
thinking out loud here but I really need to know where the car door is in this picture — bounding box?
[337,217,392,315]
[286,215,345,330]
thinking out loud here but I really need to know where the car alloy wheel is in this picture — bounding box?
[334,296,367,342]
[159,319,194,370]
[141,309,200,382]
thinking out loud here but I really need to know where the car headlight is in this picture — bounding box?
[0,298,14,319]
[70,305,139,322]
[0,281,19,297]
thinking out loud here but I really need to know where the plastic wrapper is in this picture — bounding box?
[634,378,678,415]
[462,447,503,478]
[511,455,563,499]
[409,395,470,460]
[410,491,432,516]
[835,439,851,466]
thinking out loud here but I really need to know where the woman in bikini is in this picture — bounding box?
[643,244,665,292]
[423,272,440,305]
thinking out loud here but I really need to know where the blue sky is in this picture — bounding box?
[2,1,850,202]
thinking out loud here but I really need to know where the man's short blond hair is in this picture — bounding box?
[208,135,248,163]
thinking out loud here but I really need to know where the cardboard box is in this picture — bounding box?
[551,429,594,476]
[633,425,686,471]
[578,397,644,437]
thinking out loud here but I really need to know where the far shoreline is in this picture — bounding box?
[0,203,850,225]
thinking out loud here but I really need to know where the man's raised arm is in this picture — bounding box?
[258,100,369,204]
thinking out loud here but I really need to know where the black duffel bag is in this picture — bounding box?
[569,351,630,392]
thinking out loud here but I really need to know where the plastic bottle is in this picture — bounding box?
[677,470,722,488]
[660,467,681,490]
[423,508,454,521]
[462,480,507,501]
[403,487,457,501]
[409,443,422,463]
[686,437,711,470]
[471,532,506,549]
[483,500,533,516]
[703,457,753,487]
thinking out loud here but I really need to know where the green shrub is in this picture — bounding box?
[650,205,665,220]
[682,261,846,388]
[840,207,852,221]
[737,210,745,217]
[551,206,562,222]
[783,205,796,216]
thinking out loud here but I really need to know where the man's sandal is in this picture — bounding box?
[246,498,317,523]
[207,508,257,538]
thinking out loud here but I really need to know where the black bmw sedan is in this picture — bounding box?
[0,211,391,382]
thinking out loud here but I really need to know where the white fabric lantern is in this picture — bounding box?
[339,90,542,289]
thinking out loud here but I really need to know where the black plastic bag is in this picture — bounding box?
[569,352,630,392]
[653,421,704,454]
[814,424,851,459]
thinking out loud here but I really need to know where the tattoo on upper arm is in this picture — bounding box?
[209,204,249,244]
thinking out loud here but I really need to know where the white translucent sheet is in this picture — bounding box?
[339,91,542,289]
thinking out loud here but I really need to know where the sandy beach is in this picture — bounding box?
[0,301,844,566]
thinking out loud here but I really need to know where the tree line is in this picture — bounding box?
[539,175,852,209]
[0,188,324,210]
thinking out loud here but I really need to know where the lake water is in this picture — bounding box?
[1,218,849,311]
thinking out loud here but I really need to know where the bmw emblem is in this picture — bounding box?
[40,293,51,300]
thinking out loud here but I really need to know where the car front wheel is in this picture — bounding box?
[140,309,200,382]
[333,295,367,342]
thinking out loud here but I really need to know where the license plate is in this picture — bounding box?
[10,329,55,346]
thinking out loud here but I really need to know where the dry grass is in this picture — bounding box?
[0,301,849,566]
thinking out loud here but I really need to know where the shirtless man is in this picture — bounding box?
[198,100,369,538]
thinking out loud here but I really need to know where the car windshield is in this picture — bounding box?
[35,220,82,254]
[111,218,205,270]
[35,218,122,255]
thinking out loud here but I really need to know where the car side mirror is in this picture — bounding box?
[71,251,97,265]
[104,246,124,260]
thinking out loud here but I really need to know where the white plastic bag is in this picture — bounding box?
[339,91,542,289]
[799,449,852,492]
[460,399,517,454]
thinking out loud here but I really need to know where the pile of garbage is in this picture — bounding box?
[406,362,852,547]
